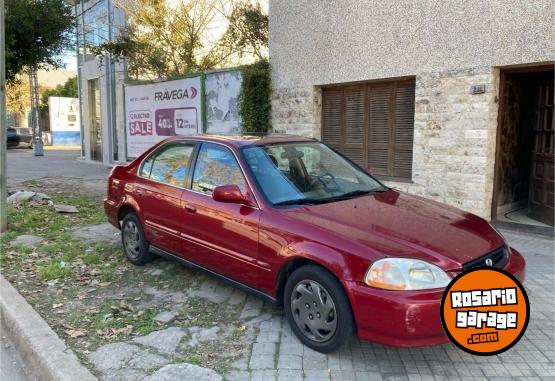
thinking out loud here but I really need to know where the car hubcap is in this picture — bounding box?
[123,221,140,259]
[290,280,337,342]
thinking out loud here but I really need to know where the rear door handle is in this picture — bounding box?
[184,203,197,213]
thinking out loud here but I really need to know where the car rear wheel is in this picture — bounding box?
[121,213,154,265]
[284,265,355,353]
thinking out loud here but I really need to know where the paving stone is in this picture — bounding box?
[73,223,120,244]
[305,369,331,381]
[133,327,186,354]
[9,234,44,248]
[249,354,275,370]
[153,311,177,324]
[101,368,147,381]
[276,369,304,381]
[54,204,79,213]
[144,363,222,381]
[277,354,302,370]
[186,326,221,347]
[89,342,140,371]
[225,370,251,381]
[188,279,235,304]
[251,369,277,381]
[240,295,264,320]
[128,350,170,370]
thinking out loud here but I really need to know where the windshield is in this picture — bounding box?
[242,142,387,205]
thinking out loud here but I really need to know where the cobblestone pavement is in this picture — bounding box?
[89,229,554,381]
[226,228,554,380]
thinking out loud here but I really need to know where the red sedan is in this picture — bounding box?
[104,135,526,353]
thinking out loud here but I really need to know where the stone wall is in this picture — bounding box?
[390,67,499,218]
[272,67,500,219]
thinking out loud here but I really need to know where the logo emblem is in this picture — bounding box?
[485,258,493,267]
[440,268,529,356]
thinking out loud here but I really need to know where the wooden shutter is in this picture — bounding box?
[343,86,365,165]
[322,89,343,151]
[393,82,415,178]
[322,79,415,179]
[368,85,391,174]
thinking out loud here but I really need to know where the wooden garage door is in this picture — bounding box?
[322,79,415,179]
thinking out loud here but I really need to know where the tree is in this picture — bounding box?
[95,0,268,80]
[5,0,74,83]
[223,1,268,61]
[39,76,78,119]
[40,76,78,107]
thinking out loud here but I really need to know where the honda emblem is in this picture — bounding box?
[485,258,493,267]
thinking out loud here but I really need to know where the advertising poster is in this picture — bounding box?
[125,76,202,158]
[48,97,81,145]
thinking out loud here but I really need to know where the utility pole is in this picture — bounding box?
[1,0,7,232]
[29,66,43,156]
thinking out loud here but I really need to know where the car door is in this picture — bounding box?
[137,141,197,254]
[180,142,263,286]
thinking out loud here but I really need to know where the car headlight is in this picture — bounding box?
[364,258,452,290]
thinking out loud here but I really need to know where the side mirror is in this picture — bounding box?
[212,184,252,206]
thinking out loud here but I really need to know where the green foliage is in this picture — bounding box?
[239,59,271,134]
[39,76,78,116]
[37,259,72,280]
[92,0,268,80]
[223,1,268,61]
[5,0,74,82]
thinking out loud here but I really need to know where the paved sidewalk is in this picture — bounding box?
[223,231,554,381]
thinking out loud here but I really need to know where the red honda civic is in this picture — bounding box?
[104,135,526,353]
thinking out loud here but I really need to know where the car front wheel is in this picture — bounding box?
[284,265,355,353]
[121,213,154,265]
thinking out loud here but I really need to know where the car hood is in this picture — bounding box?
[282,190,504,270]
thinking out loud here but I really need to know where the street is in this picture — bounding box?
[1,330,31,381]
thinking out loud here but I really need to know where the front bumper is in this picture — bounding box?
[347,247,526,347]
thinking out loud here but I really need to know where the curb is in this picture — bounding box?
[0,275,97,381]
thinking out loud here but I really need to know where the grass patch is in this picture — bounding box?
[37,259,72,280]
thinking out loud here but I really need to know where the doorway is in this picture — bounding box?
[88,78,102,162]
[493,66,554,227]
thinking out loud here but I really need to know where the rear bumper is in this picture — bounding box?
[348,247,526,347]
[103,198,120,229]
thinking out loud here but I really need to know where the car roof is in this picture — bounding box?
[172,134,317,147]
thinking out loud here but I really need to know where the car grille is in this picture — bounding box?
[462,246,509,271]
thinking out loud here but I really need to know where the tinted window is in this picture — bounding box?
[243,142,384,205]
[192,144,246,194]
[141,144,195,186]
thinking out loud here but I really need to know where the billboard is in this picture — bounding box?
[125,76,202,158]
[48,97,81,145]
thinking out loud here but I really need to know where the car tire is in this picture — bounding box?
[121,213,154,265]
[284,264,355,353]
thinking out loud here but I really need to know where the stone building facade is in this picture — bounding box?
[269,1,554,222]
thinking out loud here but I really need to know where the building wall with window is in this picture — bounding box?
[269,0,554,219]
[74,0,127,164]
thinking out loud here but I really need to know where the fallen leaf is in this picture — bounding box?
[98,282,112,287]
[120,300,134,312]
[52,303,63,309]
[65,329,87,338]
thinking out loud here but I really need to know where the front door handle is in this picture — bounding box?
[184,203,197,213]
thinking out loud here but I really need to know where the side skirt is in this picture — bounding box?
[149,245,278,306]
